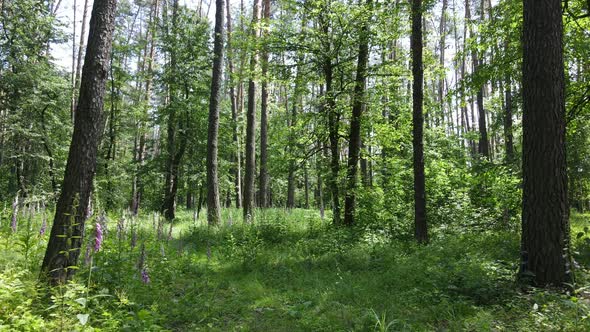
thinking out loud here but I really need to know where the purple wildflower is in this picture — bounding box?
[117,217,125,240]
[39,215,47,236]
[141,267,150,284]
[10,196,18,233]
[94,222,103,252]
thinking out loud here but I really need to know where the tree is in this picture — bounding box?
[206,0,224,226]
[520,0,573,286]
[411,0,428,243]
[41,0,118,284]
[343,0,371,226]
[243,0,260,221]
[258,0,271,208]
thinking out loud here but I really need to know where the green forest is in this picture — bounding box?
[1,0,590,330]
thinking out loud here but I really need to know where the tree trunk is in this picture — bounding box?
[73,0,89,112]
[258,0,270,207]
[474,0,489,158]
[504,68,514,163]
[41,0,117,284]
[343,0,371,226]
[438,0,447,130]
[243,0,260,222]
[318,8,341,225]
[226,0,242,208]
[411,0,428,243]
[520,0,572,287]
[206,0,225,226]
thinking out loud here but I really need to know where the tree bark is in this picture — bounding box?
[411,0,428,243]
[226,0,242,208]
[41,0,117,284]
[504,74,514,163]
[73,0,89,112]
[258,0,270,208]
[520,0,572,286]
[206,0,225,226]
[243,0,260,222]
[343,0,371,226]
[318,7,341,225]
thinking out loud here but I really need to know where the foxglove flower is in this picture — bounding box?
[10,196,18,233]
[94,222,103,252]
[117,217,126,240]
[141,267,150,284]
[39,215,47,236]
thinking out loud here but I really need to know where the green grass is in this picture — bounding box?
[1,209,590,331]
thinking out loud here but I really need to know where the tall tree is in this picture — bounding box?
[258,0,270,208]
[520,0,573,286]
[318,3,341,225]
[161,0,188,221]
[343,0,371,226]
[206,0,225,225]
[243,0,260,221]
[474,0,489,158]
[41,0,117,284]
[226,0,242,208]
[411,0,428,243]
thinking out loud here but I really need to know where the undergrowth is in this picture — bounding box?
[1,208,589,331]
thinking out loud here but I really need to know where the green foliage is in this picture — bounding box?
[4,209,590,331]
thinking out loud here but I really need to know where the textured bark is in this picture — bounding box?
[73,0,89,113]
[438,0,447,125]
[161,0,187,221]
[258,0,270,208]
[474,0,489,158]
[520,0,573,286]
[41,0,117,284]
[206,0,225,226]
[318,8,341,225]
[504,74,514,163]
[226,0,242,208]
[411,0,428,243]
[243,0,260,222]
[343,0,371,226]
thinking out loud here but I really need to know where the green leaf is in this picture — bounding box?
[76,313,89,326]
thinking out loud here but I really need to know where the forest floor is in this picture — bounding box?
[1,209,590,331]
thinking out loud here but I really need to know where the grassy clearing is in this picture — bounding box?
[1,209,590,331]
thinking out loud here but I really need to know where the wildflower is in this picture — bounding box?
[39,202,47,236]
[39,215,47,236]
[94,222,103,252]
[141,267,150,284]
[138,243,150,284]
[137,243,146,270]
[97,211,108,237]
[10,196,18,233]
